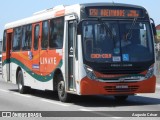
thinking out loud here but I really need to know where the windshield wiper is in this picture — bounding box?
[98,18,116,49]
[98,18,114,40]
[126,18,137,40]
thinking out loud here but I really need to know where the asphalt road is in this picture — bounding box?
[0,74,160,120]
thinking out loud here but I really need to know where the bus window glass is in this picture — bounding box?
[82,21,153,62]
[34,25,40,50]
[3,30,6,52]
[49,17,64,49]
[120,22,153,62]
[42,21,49,49]
[22,25,32,50]
[82,21,119,62]
[13,27,22,51]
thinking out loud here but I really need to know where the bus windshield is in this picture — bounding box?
[82,20,154,63]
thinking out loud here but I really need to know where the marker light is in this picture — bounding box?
[84,65,97,80]
[145,66,154,79]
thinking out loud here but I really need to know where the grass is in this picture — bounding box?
[156,30,160,42]
[157,30,160,36]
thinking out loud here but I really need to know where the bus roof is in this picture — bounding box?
[4,3,146,29]
[80,2,145,9]
[4,4,80,29]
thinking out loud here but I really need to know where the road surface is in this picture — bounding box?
[0,74,160,119]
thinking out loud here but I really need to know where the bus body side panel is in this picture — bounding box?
[76,35,87,95]
[10,49,63,90]
[23,70,53,90]
[10,62,17,84]
[2,52,7,82]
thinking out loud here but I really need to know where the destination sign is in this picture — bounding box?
[87,8,143,18]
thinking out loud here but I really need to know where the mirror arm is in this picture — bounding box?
[150,18,157,36]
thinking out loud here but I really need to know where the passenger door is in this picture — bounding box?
[65,15,77,91]
[32,23,42,72]
[6,30,13,82]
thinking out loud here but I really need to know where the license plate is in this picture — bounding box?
[116,85,128,89]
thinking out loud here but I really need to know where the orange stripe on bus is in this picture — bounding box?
[7,29,13,33]
[55,9,65,17]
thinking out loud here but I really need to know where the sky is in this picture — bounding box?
[0,0,160,39]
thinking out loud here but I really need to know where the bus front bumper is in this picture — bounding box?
[80,75,156,95]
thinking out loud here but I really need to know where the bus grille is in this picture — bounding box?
[98,69,143,74]
[104,85,139,92]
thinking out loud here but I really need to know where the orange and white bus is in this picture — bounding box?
[2,3,157,102]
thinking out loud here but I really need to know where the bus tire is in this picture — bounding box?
[114,95,128,102]
[17,70,28,94]
[57,75,71,102]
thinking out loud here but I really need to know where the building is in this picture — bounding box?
[0,39,2,54]
[156,24,160,40]
[156,24,160,29]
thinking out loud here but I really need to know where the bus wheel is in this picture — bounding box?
[57,75,71,102]
[17,71,27,94]
[114,95,128,102]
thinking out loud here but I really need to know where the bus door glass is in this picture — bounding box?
[32,23,41,72]
[68,20,77,91]
[6,30,13,82]
[40,20,49,74]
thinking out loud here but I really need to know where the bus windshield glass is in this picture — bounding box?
[82,20,153,63]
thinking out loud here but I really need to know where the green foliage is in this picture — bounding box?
[156,30,160,43]
[157,30,160,36]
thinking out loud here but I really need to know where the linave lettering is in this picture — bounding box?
[40,57,56,65]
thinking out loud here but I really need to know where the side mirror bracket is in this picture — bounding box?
[150,18,157,36]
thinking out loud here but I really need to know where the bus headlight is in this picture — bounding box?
[84,65,97,80]
[145,66,154,79]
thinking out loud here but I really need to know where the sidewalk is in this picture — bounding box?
[156,60,160,84]
[156,75,160,84]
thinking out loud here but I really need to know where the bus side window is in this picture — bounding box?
[3,30,6,52]
[34,25,40,50]
[22,25,32,51]
[12,27,22,51]
[42,20,49,49]
[49,17,64,49]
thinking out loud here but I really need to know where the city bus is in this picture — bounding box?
[2,3,157,102]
